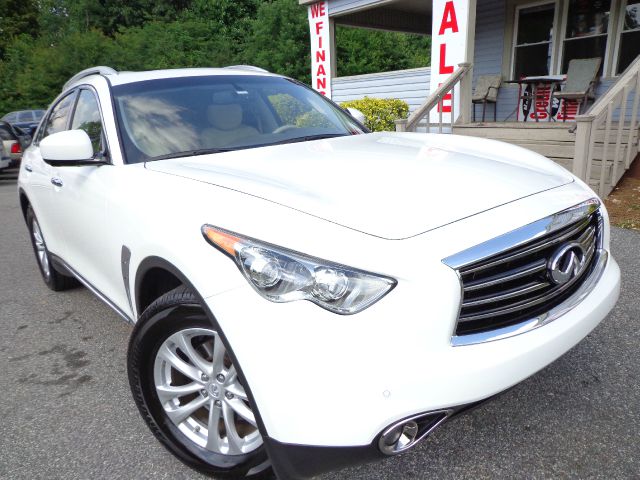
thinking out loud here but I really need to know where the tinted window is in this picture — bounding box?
[71,89,104,154]
[17,111,33,122]
[41,94,75,141]
[3,112,17,123]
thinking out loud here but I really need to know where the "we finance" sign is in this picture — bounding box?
[308,1,332,99]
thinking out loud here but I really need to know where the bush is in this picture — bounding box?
[340,97,409,132]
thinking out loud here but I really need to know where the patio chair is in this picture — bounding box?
[472,75,502,122]
[552,58,602,122]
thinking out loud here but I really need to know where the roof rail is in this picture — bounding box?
[64,66,118,90]
[224,65,269,73]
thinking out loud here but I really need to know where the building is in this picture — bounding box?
[300,0,640,196]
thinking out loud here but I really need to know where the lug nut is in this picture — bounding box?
[215,400,222,407]
[225,391,234,400]
[200,389,208,397]
[194,425,201,432]
[201,373,209,382]
[216,374,225,383]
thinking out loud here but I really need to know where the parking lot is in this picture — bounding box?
[1,168,639,480]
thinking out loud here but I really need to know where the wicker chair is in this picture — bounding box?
[553,58,602,122]
[472,75,502,122]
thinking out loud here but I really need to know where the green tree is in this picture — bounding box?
[0,0,39,59]
[336,26,430,77]
[242,0,311,82]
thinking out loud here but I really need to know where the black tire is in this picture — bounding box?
[128,286,273,479]
[26,206,78,291]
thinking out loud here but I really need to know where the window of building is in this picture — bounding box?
[617,0,640,74]
[512,2,557,78]
[561,0,611,75]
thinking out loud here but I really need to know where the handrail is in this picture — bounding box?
[396,62,472,133]
[572,55,640,197]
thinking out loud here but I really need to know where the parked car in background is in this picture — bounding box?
[0,121,29,167]
[0,141,10,171]
[1,109,45,133]
[18,66,621,480]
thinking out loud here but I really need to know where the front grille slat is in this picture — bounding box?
[462,281,550,308]
[463,218,591,275]
[464,259,547,292]
[451,207,601,336]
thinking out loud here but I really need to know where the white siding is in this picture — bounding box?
[327,0,392,16]
[331,67,431,111]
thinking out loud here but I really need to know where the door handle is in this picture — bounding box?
[24,164,33,172]
[51,177,63,188]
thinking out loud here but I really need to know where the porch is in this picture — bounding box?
[301,0,640,197]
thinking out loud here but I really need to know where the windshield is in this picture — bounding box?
[112,75,365,163]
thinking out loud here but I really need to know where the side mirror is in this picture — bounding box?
[40,130,103,166]
[346,108,366,125]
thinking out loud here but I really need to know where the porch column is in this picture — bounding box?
[306,1,334,99]
[429,0,476,125]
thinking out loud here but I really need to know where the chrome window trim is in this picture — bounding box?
[443,198,605,347]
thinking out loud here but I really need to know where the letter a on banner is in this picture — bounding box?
[308,1,332,98]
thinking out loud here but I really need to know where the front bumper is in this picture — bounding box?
[201,187,621,477]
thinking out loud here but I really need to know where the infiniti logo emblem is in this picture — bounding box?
[548,242,587,286]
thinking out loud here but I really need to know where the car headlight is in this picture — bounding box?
[202,225,396,315]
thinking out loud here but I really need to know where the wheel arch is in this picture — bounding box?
[132,255,274,458]
[18,187,30,223]
[134,256,191,318]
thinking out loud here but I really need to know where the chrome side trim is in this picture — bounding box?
[450,251,608,346]
[50,254,134,325]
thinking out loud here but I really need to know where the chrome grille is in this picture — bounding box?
[444,200,603,341]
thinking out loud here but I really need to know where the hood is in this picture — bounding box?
[145,132,573,240]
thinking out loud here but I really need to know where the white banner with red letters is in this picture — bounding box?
[308,1,332,99]
[430,0,471,126]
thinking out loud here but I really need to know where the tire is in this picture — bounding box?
[26,206,78,291]
[128,286,273,479]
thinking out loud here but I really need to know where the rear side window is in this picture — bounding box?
[3,112,17,123]
[71,90,104,154]
[17,111,33,122]
[41,94,75,141]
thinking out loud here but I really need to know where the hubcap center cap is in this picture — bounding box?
[208,383,220,398]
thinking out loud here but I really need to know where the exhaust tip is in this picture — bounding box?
[378,410,453,455]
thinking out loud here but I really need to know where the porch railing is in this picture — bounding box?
[395,63,472,133]
[573,55,640,197]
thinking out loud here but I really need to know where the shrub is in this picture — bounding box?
[340,97,409,132]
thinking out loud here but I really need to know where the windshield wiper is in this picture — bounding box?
[146,147,237,162]
[259,133,349,147]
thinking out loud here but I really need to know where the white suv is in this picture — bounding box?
[18,66,620,479]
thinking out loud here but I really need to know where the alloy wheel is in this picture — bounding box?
[153,328,262,455]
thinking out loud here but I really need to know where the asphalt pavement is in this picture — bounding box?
[1,168,639,480]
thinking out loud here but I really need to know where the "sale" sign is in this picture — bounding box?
[430,0,472,125]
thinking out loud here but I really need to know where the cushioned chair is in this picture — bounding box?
[201,103,259,148]
[472,75,502,122]
[552,58,602,122]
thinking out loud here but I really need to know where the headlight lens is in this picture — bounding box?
[202,225,396,315]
